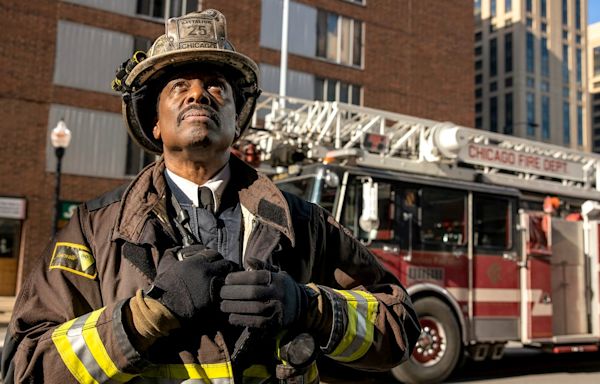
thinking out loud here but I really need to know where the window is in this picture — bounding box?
[562,0,568,25]
[476,116,483,128]
[527,92,536,136]
[475,31,482,41]
[490,96,498,132]
[563,30,569,40]
[541,81,550,92]
[475,88,482,98]
[505,77,513,87]
[475,45,482,56]
[527,77,535,88]
[421,188,466,246]
[540,0,547,18]
[490,82,497,92]
[315,78,361,105]
[541,37,549,77]
[125,138,155,176]
[594,93,600,101]
[475,60,482,71]
[490,38,497,77]
[577,106,583,145]
[474,0,482,17]
[576,34,581,44]
[505,33,513,73]
[136,0,196,19]
[475,73,483,84]
[527,32,534,73]
[563,101,571,144]
[476,102,483,113]
[542,95,550,139]
[474,195,511,249]
[577,91,582,101]
[541,22,547,33]
[505,0,512,13]
[527,17,533,27]
[491,0,496,17]
[0,219,21,259]
[575,0,581,30]
[563,86,570,98]
[576,48,582,84]
[317,10,363,66]
[505,93,513,134]
[526,0,532,12]
[563,45,569,82]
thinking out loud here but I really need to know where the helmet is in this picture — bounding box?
[120,9,261,154]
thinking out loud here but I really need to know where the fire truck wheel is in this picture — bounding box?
[390,297,462,384]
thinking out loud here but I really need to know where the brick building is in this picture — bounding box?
[0,0,474,295]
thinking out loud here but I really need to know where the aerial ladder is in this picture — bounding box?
[246,92,600,201]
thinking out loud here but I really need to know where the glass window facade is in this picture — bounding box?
[527,92,536,136]
[575,0,581,30]
[505,93,513,134]
[505,0,512,13]
[526,0,532,12]
[491,0,496,17]
[576,48,582,84]
[563,45,569,82]
[563,102,571,144]
[541,0,547,18]
[541,37,549,77]
[527,32,534,73]
[577,106,583,145]
[562,0,568,25]
[542,96,550,139]
[490,38,497,77]
[490,96,498,132]
[505,33,513,73]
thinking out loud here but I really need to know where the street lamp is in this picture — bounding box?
[50,119,72,237]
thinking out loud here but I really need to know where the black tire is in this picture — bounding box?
[391,297,462,384]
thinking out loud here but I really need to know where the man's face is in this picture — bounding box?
[153,66,238,159]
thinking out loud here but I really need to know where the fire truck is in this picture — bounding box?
[240,93,600,384]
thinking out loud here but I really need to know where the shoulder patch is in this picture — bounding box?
[85,183,128,212]
[49,242,97,279]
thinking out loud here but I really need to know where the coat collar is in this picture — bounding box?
[113,155,295,247]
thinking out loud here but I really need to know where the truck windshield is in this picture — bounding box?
[275,171,338,214]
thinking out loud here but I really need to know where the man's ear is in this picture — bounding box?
[153,123,161,140]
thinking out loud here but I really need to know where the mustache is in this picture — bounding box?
[177,105,220,126]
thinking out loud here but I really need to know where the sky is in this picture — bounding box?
[591,1,600,24]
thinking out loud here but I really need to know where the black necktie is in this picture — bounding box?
[198,186,215,213]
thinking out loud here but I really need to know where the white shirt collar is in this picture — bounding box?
[165,164,230,212]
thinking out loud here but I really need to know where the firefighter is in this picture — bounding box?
[0,9,419,383]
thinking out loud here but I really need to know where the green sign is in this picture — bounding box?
[59,201,80,221]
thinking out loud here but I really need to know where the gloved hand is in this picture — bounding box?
[148,245,240,322]
[220,258,308,330]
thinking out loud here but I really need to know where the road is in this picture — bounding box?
[320,346,600,383]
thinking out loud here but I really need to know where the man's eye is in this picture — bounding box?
[171,81,188,91]
[207,81,226,93]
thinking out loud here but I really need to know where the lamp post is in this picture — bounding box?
[50,119,72,237]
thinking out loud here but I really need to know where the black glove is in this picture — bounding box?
[148,245,239,322]
[220,258,308,330]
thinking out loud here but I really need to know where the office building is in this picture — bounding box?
[474,0,589,150]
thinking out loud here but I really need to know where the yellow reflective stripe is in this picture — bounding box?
[142,363,234,380]
[81,308,135,382]
[347,290,378,361]
[328,289,379,362]
[52,318,99,384]
[243,364,270,378]
[306,361,319,383]
[329,290,359,357]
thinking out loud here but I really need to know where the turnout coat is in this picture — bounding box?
[1,156,419,383]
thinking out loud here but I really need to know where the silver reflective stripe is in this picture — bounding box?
[66,313,118,384]
[334,290,369,359]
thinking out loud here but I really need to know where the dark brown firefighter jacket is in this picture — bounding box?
[1,156,420,383]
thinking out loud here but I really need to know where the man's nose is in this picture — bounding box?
[186,81,211,105]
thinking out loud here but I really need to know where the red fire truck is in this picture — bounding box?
[242,93,600,383]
